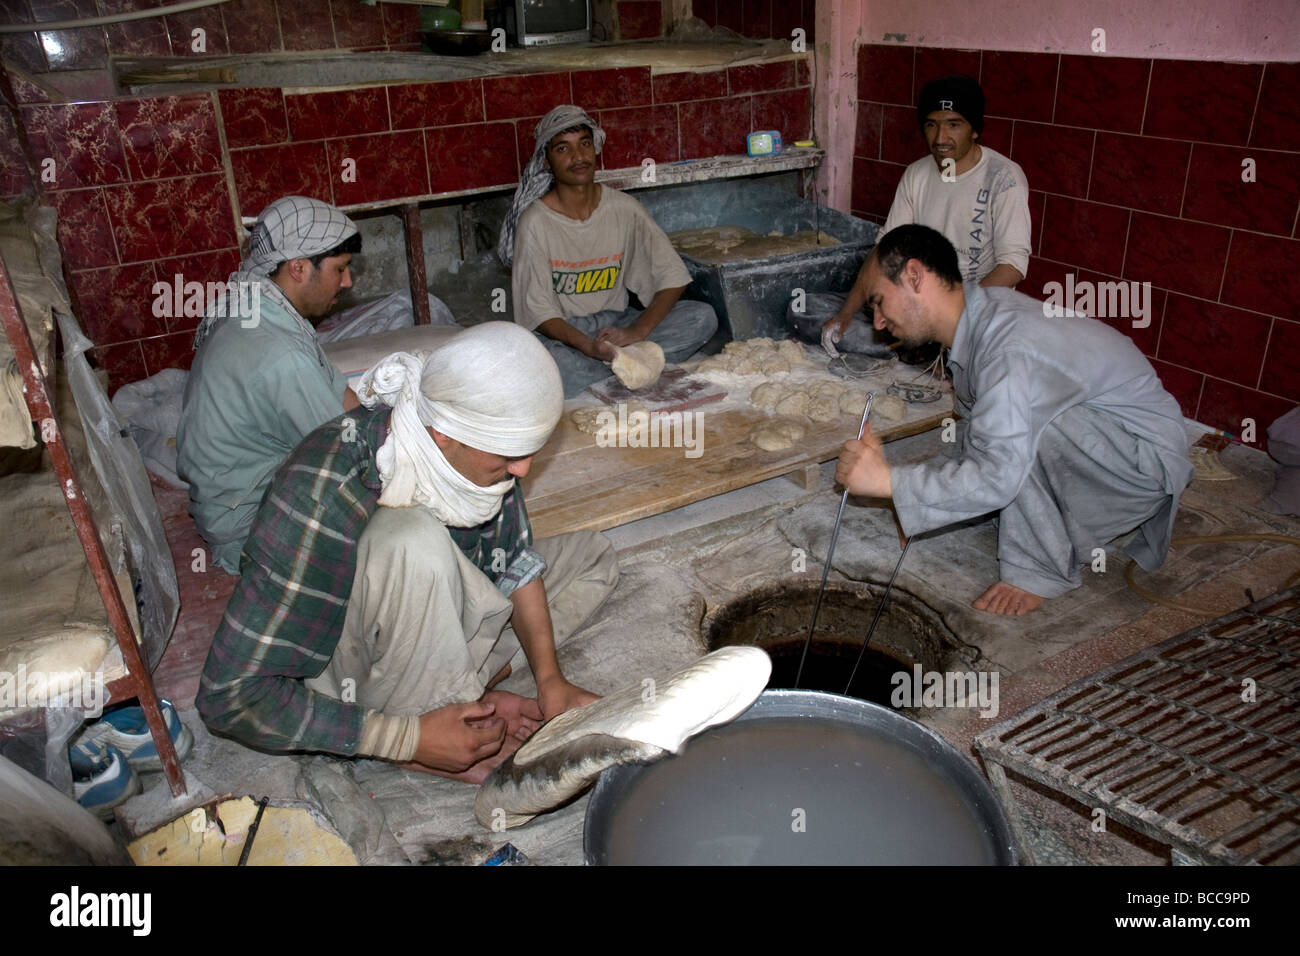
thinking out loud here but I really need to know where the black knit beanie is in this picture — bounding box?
[916,75,985,134]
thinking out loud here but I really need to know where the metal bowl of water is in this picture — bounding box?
[584,689,1017,865]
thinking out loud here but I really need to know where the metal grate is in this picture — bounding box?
[976,587,1300,865]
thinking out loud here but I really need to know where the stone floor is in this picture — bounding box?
[117,427,1299,866]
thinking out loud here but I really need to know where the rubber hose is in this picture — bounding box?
[1124,532,1300,615]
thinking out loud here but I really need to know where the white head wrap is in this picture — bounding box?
[356,322,564,526]
[497,105,605,267]
[193,196,358,348]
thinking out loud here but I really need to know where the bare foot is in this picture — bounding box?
[972,581,1044,616]
[398,732,526,785]
[480,689,545,741]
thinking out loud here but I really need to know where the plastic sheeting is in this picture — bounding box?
[56,310,179,673]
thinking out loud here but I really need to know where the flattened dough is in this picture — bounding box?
[611,341,665,390]
[839,390,868,417]
[571,402,648,435]
[872,393,907,422]
[474,647,772,829]
[751,419,806,451]
[808,395,840,422]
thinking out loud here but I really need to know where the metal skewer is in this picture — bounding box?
[793,392,874,689]
[843,537,911,696]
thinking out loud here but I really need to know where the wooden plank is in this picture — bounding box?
[523,371,952,538]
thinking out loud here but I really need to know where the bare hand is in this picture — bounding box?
[412,700,506,773]
[536,676,600,721]
[835,423,893,498]
[595,325,645,349]
[586,335,617,362]
[481,689,545,742]
[821,312,852,356]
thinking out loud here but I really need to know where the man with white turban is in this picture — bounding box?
[197,323,618,782]
[500,105,717,398]
[178,195,364,572]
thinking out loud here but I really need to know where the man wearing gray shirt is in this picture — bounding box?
[836,226,1192,615]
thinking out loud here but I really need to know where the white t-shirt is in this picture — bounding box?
[511,186,691,332]
[882,145,1031,282]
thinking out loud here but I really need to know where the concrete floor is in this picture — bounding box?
[118,428,1299,865]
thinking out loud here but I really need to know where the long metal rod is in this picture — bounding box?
[843,538,912,695]
[793,393,873,689]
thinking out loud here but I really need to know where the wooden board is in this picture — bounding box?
[523,366,953,539]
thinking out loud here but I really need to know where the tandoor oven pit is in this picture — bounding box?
[703,579,964,707]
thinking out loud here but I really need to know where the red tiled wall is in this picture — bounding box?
[853,45,1299,439]
[1,55,809,391]
[617,1,662,40]
[0,0,422,72]
[694,0,814,43]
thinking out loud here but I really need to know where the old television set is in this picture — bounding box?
[508,0,591,47]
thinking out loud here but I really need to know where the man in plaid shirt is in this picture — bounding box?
[197,323,618,781]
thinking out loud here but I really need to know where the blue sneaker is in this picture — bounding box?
[69,739,141,821]
[77,698,194,773]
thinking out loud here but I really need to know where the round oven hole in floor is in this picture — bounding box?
[703,580,959,708]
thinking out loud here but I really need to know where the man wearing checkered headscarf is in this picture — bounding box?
[178,196,364,573]
[499,105,718,398]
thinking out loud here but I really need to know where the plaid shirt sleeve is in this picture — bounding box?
[447,485,546,598]
[195,412,384,756]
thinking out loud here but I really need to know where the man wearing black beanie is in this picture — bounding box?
[807,74,1031,356]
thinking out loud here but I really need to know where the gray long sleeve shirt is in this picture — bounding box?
[892,284,1193,562]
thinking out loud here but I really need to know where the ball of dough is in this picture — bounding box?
[760,357,791,375]
[733,358,761,375]
[612,341,665,390]
[774,391,810,418]
[777,339,808,365]
[839,390,868,417]
[750,419,806,451]
[750,381,786,410]
[810,380,847,401]
[872,394,907,422]
[750,337,776,349]
[808,396,840,422]
[723,340,751,355]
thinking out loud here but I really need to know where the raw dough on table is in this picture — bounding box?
[839,390,868,418]
[570,401,648,435]
[611,341,665,390]
[872,393,907,422]
[750,419,807,451]
[749,381,785,410]
[474,646,772,829]
[807,395,840,422]
[774,391,810,418]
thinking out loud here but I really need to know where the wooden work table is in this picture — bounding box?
[522,360,953,538]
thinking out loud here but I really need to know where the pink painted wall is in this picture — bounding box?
[857,0,1300,62]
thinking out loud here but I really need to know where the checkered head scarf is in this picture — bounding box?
[193,196,359,348]
[244,196,359,277]
[496,105,605,268]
